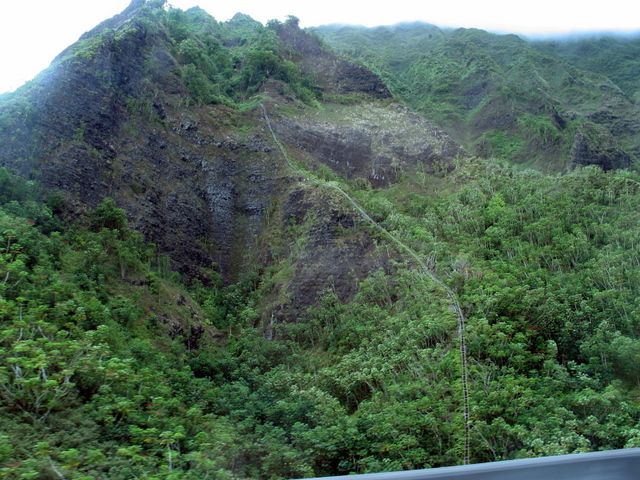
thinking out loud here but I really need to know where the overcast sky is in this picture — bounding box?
[1,0,639,94]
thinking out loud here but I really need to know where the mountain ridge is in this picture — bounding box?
[315,22,640,171]
[0,0,460,307]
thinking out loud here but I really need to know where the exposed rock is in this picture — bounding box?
[0,2,463,325]
[274,103,462,185]
[273,19,392,99]
[266,187,390,324]
[0,14,290,283]
[571,123,631,170]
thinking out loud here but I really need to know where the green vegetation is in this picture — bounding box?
[2,3,640,479]
[315,24,640,168]
[54,5,317,109]
[536,36,640,102]
[164,8,317,106]
[2,154,640,477]
[0,170,235,478]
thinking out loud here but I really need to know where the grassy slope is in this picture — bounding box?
[535,35,640,102]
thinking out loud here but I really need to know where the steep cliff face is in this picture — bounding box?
[0,1,460,319]
[273,103,462,185]
[0,6,282,279]
[273,18,392,99]
[571,122,631,170]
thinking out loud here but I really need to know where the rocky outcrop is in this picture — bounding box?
[0,19,250,286]
[262,185,390,325]
[274,103,462,185]
[0,1,464,322]
[571,123,631,170]
[273,18,391,99]
[0,16,285,281]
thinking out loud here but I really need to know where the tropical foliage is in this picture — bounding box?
[2,157,640,478]
[315,24,640,168]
